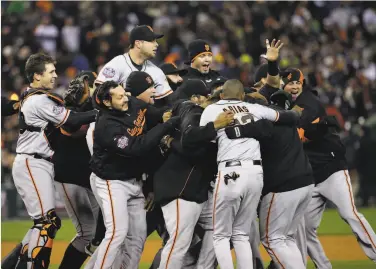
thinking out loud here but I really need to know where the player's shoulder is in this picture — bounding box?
[145,61,164,74]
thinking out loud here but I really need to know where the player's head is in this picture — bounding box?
[209,76,227,94]
[129,25,164,59]
[221,79,245,100]
[177,79,209,105]
[25,53,57,90]
[159,63,187,91]
[95,81,129,111]
[126,71,156,104]
[280,68,305,100]
[186,40,213,74]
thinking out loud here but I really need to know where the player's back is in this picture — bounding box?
[200,99,277,162]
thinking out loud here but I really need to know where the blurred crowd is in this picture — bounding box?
[2,1,376,207]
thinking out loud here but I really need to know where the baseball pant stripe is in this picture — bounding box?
[25,158,44,217]
[61,183,83,235]
[165,199,180,269]
[100,181,116,269]
[344,170,376,249]
[212,171,221,231]
[266,193,285,269]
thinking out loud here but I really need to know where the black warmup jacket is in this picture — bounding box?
[90,97,173,181]
[182,67,221,93]
[260,84,347,184]
[153,100,218,206]
[294,89,347,184]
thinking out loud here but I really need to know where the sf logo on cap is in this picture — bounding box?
[146,76,153,85]
[205,44,210,51]
[147,25,154,32]
[287,73,292,80]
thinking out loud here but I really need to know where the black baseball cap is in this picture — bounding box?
[126,71,155,96]
[209,76,227,91]
[129,25,164,45]
[159,63,188,76]
[76,70,97,88]
[185,39,213,64]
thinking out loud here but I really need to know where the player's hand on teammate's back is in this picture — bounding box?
[265,38,284,62]
[225,119,273,140]
[213,111,234,130]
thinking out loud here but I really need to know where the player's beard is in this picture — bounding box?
[168,78,182,91]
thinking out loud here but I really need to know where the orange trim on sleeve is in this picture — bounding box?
[274,111,280,122]
[154,89,173,99]
[266,193,285,269]
[100,181,116,269]
[165,199,180,269]
[60,128,72,136]
[56,110,70,128]
[26,158,44,217]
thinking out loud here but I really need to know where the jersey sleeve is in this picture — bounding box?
[200,106,215,126]
[153,68,173,100]
[86,122,95,155]
[250,103,279,122]
[95,57,123,85]
[37,97,71,127]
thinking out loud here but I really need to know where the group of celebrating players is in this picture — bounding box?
[2,25,376,269]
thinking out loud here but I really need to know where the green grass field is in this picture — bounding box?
[2,208,376,268]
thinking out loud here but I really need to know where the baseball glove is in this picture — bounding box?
[64,73,90,107]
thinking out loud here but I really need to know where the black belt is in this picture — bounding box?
[30,154,53,163]
[225,160,262,167]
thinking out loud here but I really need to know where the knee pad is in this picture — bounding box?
[30,210,61,269]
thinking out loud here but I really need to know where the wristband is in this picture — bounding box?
[268,60,279,76]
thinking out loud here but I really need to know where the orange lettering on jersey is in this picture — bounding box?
[127,109,147,136]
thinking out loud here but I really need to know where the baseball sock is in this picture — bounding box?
[59,243,88,269]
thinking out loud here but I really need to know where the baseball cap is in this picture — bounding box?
[129,25,164,45]
[180,79,209,98]
[76,70,97,88]
[185,39,213,64]
[209,76,227,91]
[280,68,305,88]
[159,63,188,76]
[126,71,155,96]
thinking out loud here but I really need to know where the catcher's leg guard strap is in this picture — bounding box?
[30,210,61,269]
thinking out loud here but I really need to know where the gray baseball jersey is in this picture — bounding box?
[16,92,70,158]
[95,53,172,99]
[200,99,279,162]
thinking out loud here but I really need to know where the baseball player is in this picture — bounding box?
[94,25,172,104]
[53,71,101,269]
[200,79,301,269]
[11,53,97,269]
[154,79,232,269]
[86,77,179,269]
[281,68,376,267]
[182,40,221,91]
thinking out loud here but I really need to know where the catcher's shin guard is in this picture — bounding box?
[29,210,61,269]
[2,242,23,269]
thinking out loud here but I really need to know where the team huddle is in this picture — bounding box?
[3,25,376,269]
